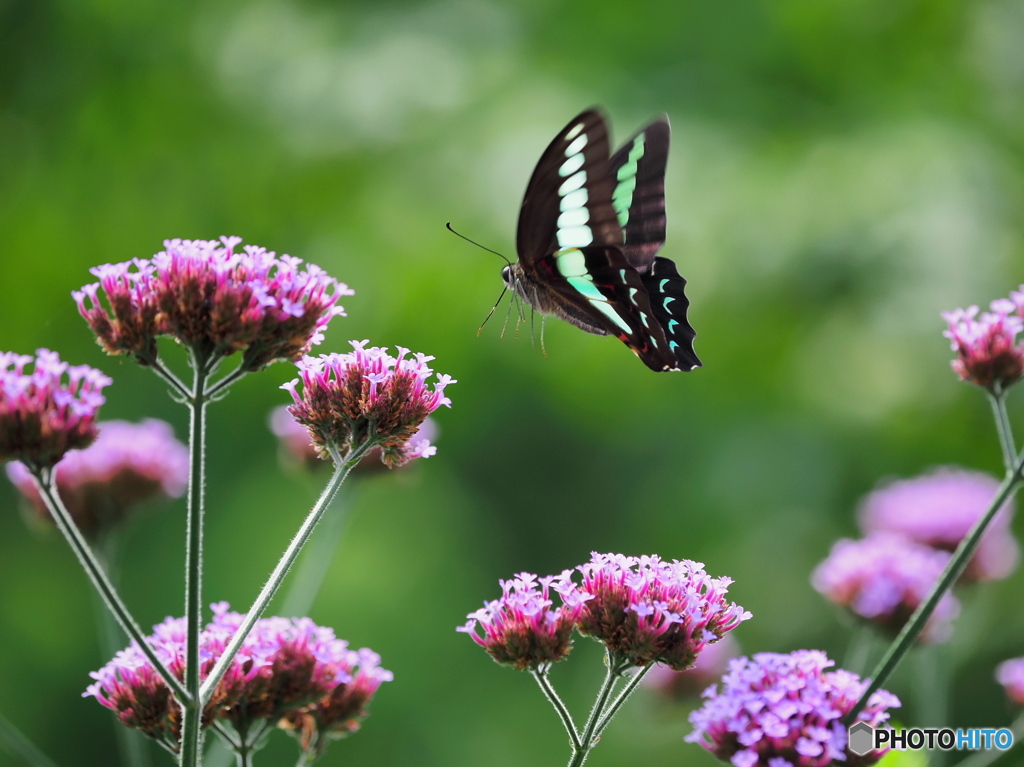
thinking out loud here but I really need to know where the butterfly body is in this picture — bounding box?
[508,110,700,372]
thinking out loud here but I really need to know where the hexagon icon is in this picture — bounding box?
[848,721,875,756]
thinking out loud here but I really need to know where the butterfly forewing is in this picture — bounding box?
[516,110,623,266]
[608,118,670,273]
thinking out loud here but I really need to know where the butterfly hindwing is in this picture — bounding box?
[608,118,670,273]
[539,245,685,372]
[641,257,700,371]
[516,110,622,267]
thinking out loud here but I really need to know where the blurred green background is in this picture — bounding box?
[3,0,1024,765]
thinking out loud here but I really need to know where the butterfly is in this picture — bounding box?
[503,109,701,372]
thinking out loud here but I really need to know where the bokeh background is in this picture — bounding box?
[3,0,1024,765]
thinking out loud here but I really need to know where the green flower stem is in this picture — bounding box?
[294,752,317,767]
[953,711,1024,767]
[31,470,188,702]
[0,711,60,767]
[278,487,351,618]
[147,357,192,401]
[845,460,1022,725]
[567,653,629,767]
[199,440,374,705]
[989,389,1016,473]
[914,646,948,767]
[531,667,582,751]
[204,366,249,399]
[180,359,211,767]
[594,665,651,737]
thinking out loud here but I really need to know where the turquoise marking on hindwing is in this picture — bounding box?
[659,278,669,291]
[668,319,679,333]
[663,296,676,309]
[554,248,588,277]
[612,134,646,229]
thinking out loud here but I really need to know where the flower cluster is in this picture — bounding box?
[6,419,187,539]
[282,341,454,467]
[457,571,592,669]
[84,603,391,756]
[459,554,750,673]
[575,553,751,670]
[811,534,960,644]
[942,298,1024,390]
[73,237,352,371]
[643,634,740,700]
[0,350,112,470]
[859,467,1018,582]
[996,657,1024,705]
[687,650,900,767]
[268,404,439,473]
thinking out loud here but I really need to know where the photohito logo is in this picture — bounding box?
[848,722,1015,755]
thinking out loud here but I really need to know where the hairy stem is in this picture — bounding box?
[180,360,211,767]
[988,389,1016,473]
[199,441,374,704]
[845,461,1021,724]
[531,667,582,751]
[31,470,188,701]
[594,665,651,737]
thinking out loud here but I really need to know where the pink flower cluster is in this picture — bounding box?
[84,603,391,755]
[942,295,1024,390]
[73,237,352,371]
[859,467,1018,582]
[282,341,454,467]
[457,571,591,669]
[458,553,750,672]
[996,657,1024,705]
[687,650,900,767]
[575,553,751,670]
[812,534,960,643]
[6,419,187,538]
[0,350,111,470]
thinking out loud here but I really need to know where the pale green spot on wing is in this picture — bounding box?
[561,188,588,212]
[554,248,588,277]
[565,133,587,156]
[559,153,584,177]
[557,226,593,248]
[558,208,589,228]
[565,123,585,140]
[558,170,586,196]
[612,134,646,229]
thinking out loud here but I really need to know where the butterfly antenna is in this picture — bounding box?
[445,222,512,266]
[477,286,509,337]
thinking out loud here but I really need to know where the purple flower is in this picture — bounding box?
[686,650,900,767]
[996,657,1024,705]
[6,419,187,539]
[73,237,352,371]
[84,603,391,754]
[281,341,454,467]
[643,633,740,700]
[280,647,394,759]
[811,534,960,644]
[0,350,112,470]
[268,404,439,473]
[457,571,591,669]
[858,467,1019,583]
[942,299,1024,390]
[573,553,751,671]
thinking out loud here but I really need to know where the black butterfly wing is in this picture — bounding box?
[608,117,670,273]
[641,257,701,370]
[516,110,623,266]
[536,245,688,371]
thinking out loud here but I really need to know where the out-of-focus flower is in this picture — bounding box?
[73,237,352,371]
[687,650,900,767]
[281,341,454,468]
[942,299,1024,390]
[6,419,187,539]
[457,571,592,669]
[996,657,1024,705]
[0,350,111,470]
[859,467,1019,582]
[84,603,390,755]
[280,647,393,760]
[573,553,751,671]
[268,405,438,474]
[811,534,960,644]
[643,634,740,700]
